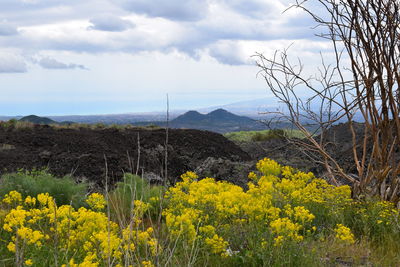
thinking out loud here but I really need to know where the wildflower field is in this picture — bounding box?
[0,158,399,266]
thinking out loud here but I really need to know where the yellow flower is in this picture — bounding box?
[86,193,106,210]
[2,191,22,205]
[181,171,198,183]
[133,200,150,217]
[293,206,315,223]
[270,217,303,243]
[334,224,355,244]
[256,158,281,176]
[205,234,228,255]
[3,206,29,232]
[7,242,16,252]
[24,196,37,206]
[142,261,154,267]
[248,171,258,181]
[25,259,33,266]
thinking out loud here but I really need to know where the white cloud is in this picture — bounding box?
[0,53,27,73]
[88,15,134,32]
[114,0,209,21]
[37,56,87,70]
[0,0,322,66]
[0,21,18,36]
[223,0,286,19]
[208,39,333,65]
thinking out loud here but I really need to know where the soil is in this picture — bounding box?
[0,125,250,186]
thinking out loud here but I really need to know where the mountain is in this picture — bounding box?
[171,109,265,133]
[198,97,281,117]
[172,110,206,124]
[19,115,57,125]
[207,109,253,123]
[172,109,255,125]
[133,109,266,133]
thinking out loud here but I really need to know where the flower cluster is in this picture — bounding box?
[2,190,22,205]
[2,192,157,266]
[163,158,353,255]
[334,224,355,244]
[86,193,106,210]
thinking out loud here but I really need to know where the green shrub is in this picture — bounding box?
[251,129,287,142]
[224,129,304,143]
[0,170,87,208]
[108,173,163,223]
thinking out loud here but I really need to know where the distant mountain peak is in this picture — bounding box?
[185,110,203,116]
[206,109,248,121]
[171,108,255,126]
[208,108,229,115]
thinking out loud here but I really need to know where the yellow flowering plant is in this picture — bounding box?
[1,191,158,266]
[1,158,399,266]
[162,158,354,259]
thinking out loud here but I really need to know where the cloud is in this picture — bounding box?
[223,0,285,19]
[207,39,333,66]
[0,22,18,36]
[37,56,87,70]
[88,15,134,32]
[0,54,27,73]
[208,40,252,65]
[0,0,324,67]
[115,0,209,21]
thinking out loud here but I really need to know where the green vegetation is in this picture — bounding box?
[108,174,164,223]
[224,129,305,142]
[0,120,161,131]
[0,159,399,266]
[0,170,88,208]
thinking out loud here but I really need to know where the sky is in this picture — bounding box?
[0,0,332,116]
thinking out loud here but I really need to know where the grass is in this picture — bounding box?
[0,120,162,131]
[0,170,88,208]
[108,173,164,224]
[224,129,305,143]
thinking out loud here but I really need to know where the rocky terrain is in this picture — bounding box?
[0,124,250,186]
[0,120,387,189]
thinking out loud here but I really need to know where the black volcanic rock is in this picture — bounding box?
[0,125,251,186]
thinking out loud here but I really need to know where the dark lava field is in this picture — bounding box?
[0,125,250,186]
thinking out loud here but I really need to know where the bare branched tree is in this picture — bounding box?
[256,0,400,203]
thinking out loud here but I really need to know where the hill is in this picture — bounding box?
[135,109,266,133]
[173,109,254,124]
[172,110,206,124]
[171,109,266,132]
[19,115,56,124]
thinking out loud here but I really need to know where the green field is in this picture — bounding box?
[224,129,305,142]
